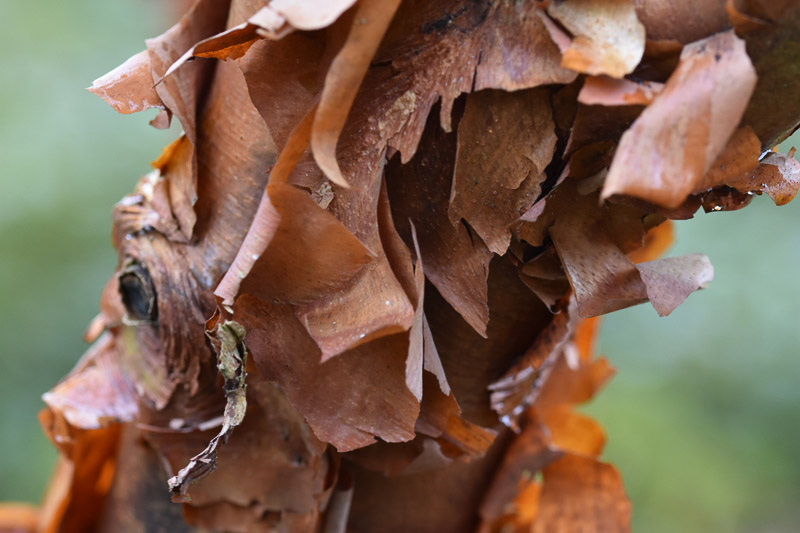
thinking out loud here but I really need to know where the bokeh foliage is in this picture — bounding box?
[0,0,178,502]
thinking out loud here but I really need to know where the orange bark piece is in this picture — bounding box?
[36,422,121,533]
[627,220,674,264]
[524,179,710,318]
[480,420,559,523]
[296,257,415,361]
[416,373,497,460]
[578,75,663,106]
[0,503,38,533]
[149,134,196,241]
[473,0,578,91]
[727,150,800,206]
[547,0,646,78]
[573,316,602,362]
[186,23,263,63]
[146,0,229,144]
[233,181,375,315]
[539,405,607,458]
[186,58,278,280]
[537,354,616,408]
[296,196,416,361]
[531,454,631,532]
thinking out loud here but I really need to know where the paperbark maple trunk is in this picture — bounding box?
[3,1,800,532]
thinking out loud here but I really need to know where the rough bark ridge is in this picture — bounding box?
[3,0,800,531]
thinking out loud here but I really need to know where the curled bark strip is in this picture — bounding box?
[214,105,318,305]
[311,0,402,187]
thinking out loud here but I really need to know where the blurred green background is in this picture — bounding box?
[0,0,798,531]
[0,0,179,502]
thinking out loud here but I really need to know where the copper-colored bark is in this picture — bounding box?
[3,1,800,532]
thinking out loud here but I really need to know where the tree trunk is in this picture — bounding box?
[4,0,800,531]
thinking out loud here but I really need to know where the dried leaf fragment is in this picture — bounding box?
[168,320,248,501]
[149,379,330,529]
